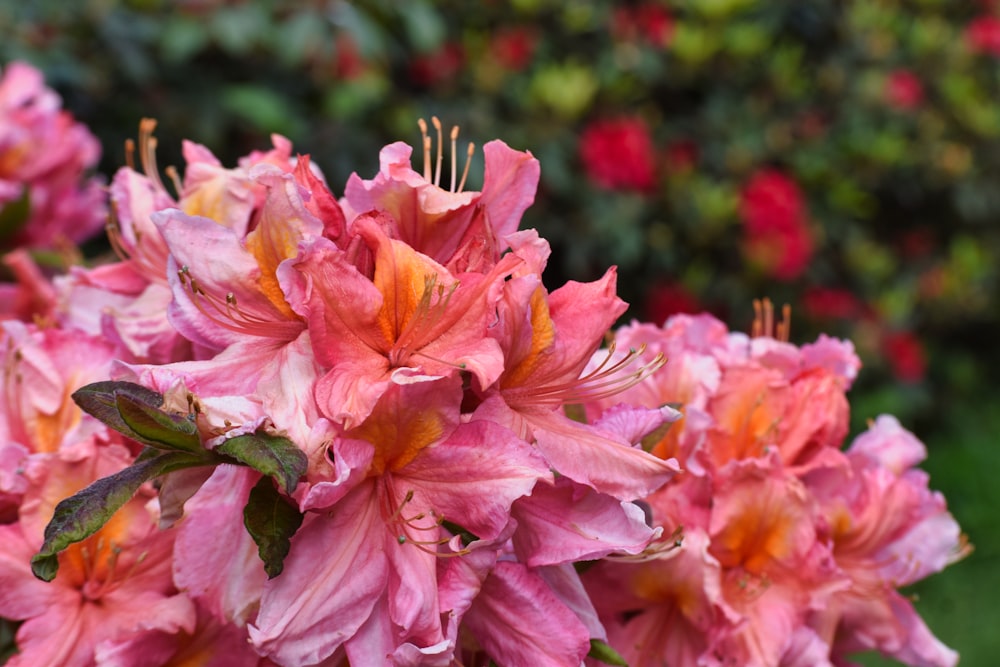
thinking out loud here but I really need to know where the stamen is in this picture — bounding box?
[389,275,461,367]
[165,165,184,197]
[458,142,474,193]
[382,485,469,558]
[432,116,443,187]
[450,125,459,192]
[418,118,431,181]
[138,118,167,193]
[176,265,303,340]
[511,342,666,406]
[124,138,136,171]
[751,298,792,342]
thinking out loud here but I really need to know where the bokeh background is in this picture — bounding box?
[1,1,997,664]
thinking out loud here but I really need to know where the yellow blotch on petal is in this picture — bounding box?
[501,285,556,390]
[244,210,303,321]
[351,395,446,477]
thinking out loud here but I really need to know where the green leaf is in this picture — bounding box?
[31,450,210,581]
[72,380,166,435]
[215,431,307,495]
[588,638,629,666]
[0,187,31,241]
[243,476,304,578]
[72,381,203,454]
[115,392,201,453]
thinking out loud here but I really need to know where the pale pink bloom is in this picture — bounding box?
[0,321,118,460]
[0,61,105,250]
[248,378,551,665]
[0,447,194,667]
[805,417,968,667]
[341,133,540,273]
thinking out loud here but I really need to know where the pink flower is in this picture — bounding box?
[341,128,540,273]
[884,69,924,110]
[740,169,814,280]
[579,117,658,192]
[0,62,105,251]
[0,447,194,666]
[965,15,1000,56]
[248,378,551,665]
[804,416,968,667]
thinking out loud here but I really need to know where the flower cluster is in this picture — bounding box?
[0,119,686,666]
[580,303,969,667]
[0,62,105,252]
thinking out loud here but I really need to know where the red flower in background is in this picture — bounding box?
[664,139,698,173]
[333,35,366,80]
[966,15,1000,55]
[884,69,924,110]
[490,28,537,71]
[579,117,657,192]
[644,281,700,325]
[612,4,674,47]
[883,330,927,383]
[739,169,814,281]
[408,42,464,88]
[802,286,863,320]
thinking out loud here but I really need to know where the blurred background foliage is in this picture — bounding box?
[1,0,998,664]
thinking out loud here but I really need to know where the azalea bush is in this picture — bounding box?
[0,61,972,666]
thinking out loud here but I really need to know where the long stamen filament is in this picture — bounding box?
[176,266,302,339]
[432,116,443,187]
[418,119,431,181]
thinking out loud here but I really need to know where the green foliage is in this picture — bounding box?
[243,477,305,579]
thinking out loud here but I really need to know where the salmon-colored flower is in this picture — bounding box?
[0,447,194,667]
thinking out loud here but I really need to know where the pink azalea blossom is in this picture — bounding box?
[0,447,194,667]
[248,378,551,664]
[0,61,105,251]
[341,126,540,273]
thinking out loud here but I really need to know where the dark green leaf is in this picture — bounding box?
[31,450,210,582]
[243,476,304,578]
[215,431,307,495]
[0,188,31,241]
[115,392,201,453]
[588,638,628,666]
[72,381,166,436]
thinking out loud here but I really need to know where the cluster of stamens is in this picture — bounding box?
[175,265,301,340]
[605,524,685,563]
[77,535,147,601]
[751,297,791,341]
[418,117,475,193]
[388,274,465,369]
[384,489,469,558]
[517,342,667,407]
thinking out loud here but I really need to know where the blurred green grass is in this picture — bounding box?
[855,393,1000,666]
